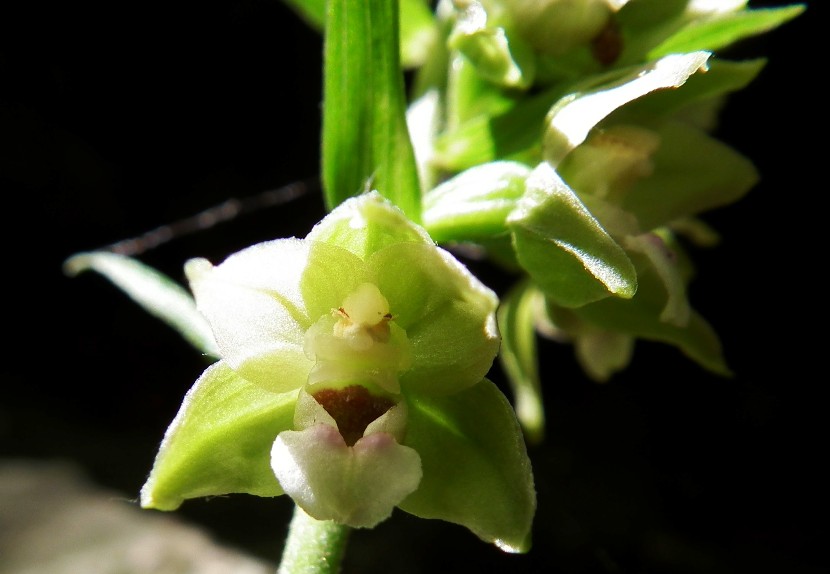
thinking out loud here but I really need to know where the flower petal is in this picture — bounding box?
[370,242,500,395]
[185,239,313,393]
[300,241,374,322]
[271,426,422,529]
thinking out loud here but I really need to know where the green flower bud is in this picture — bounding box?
[504,0,620,56]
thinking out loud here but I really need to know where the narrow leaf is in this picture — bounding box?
[322,0,421,221]
[64,251,218,357]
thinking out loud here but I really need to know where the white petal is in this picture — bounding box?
[271,426,422,529]
[185,239,313,392]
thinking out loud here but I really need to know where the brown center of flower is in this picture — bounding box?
[312,385,396,446]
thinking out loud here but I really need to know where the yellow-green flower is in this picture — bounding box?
[139,191,536,551]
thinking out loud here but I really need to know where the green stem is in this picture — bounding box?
[277,505,351,574]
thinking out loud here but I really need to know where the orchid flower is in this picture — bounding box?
[139,191,536,552]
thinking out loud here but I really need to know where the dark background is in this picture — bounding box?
[1,1,824,573]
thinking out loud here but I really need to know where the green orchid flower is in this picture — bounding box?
[138,191,536,552]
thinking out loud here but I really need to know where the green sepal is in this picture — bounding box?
[448,1,535,89]
[619,121,759,231]
[371,242,500,397]
[543,51,711,166]
[573,323,635,383]
[422,161,531,243]
[508,163,637,308]
[648,5,806,59]
[497,279,545,445]
[615,58,767,124]
[560,248,731,377]
[63,251,218,357]
[306,190,433,261]
[322,0,421,221]
[140,361,297,511]
[399,379,536,553]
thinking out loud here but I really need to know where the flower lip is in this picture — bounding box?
[313,385,396,446]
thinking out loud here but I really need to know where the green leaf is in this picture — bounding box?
[543,51,711,166]
[141,361,297,511]
[399,379,536,553]
[648,5,806,58]
[621,121,759,231]
[422,161,531,243]
[322,0,421,221]
[63,251,218,357]
[508,163,637,308]
[497,280,545,445]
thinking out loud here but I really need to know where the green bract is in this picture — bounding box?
[140,191,536,552]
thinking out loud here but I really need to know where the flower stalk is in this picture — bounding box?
[277,506,350,574]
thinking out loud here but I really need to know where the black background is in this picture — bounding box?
[1,1,825,573]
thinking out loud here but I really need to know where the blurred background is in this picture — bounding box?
[1,1,824,572]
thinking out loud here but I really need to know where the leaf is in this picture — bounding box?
[63,251,218,357]
[497,279,545,444]
[508,163,637,308]
[399,379,536,553]
[322,0,421,221]
[648,5,806,58]
[140,361,298,511]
